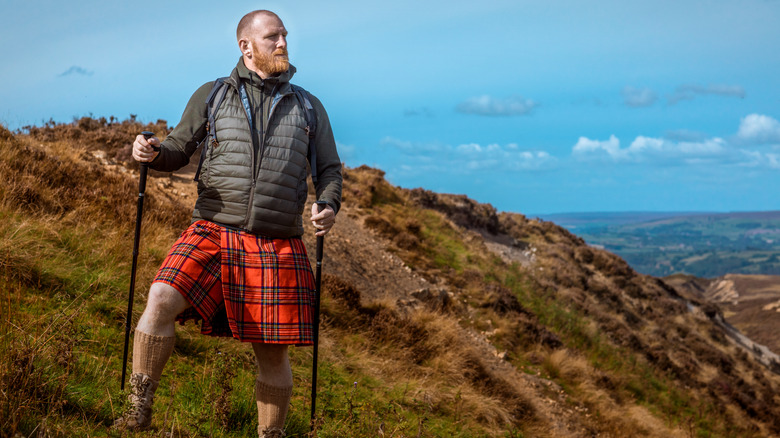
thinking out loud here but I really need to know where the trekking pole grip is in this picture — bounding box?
[315,201,327,258]
[139,131,156,190]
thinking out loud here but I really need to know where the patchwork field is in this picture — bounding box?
[542,211,780,277]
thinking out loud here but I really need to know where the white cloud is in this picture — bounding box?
[335,141,356,161]
[380,136,445,154]
[768,153,780,169]
[572,113,780,171]
[736,113,780,144]
[621,86,657,108]
[456,95,539,116]
[573,135,622,157]
[740,150,780,169]
[455,142,554,171]
[381,137,556,173]
[668,84,745,105]
[630,136,726,156]
[626,136,664,155]
[573,135,727,163]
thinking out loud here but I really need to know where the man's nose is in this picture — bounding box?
[277,35,287,48]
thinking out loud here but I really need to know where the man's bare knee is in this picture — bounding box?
[146,283,190,315]
[136,283,191,335]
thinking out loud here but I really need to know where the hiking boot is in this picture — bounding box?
[112,373,159,431]
[259,426,285,438]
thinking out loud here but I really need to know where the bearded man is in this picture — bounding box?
[113,10,342,438]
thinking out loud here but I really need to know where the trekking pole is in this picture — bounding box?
[310,200,328,431]
[121,131,157,390]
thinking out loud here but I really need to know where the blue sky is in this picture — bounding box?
[2,0,779,215]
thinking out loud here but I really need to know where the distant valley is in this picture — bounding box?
[540,211,780,278]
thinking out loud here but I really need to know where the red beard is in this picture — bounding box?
[252,47,289,76]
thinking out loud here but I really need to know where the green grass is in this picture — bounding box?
[0,200,505,437]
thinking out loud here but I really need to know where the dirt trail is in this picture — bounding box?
[301,205,432,305]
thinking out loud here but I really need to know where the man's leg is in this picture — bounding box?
[252,343,293,437]
[133,282,189,377]
[114,282,190,430]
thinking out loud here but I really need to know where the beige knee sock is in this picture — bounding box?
[255,379,293,433]
[132,330,175,381]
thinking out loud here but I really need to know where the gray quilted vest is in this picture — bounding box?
[193,79,313,238]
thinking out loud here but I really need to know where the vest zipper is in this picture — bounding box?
[238,81,258,230]
[255,83,285,179]
[242,81,293,230]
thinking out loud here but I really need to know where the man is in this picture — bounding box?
[113,10,341,438]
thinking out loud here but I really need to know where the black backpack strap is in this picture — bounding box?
[194,77,230,182]
[290,84,319,184]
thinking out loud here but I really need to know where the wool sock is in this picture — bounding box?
[255,379,293,433]
[132,330,175,381]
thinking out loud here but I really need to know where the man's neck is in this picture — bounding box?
[242,56,275,79]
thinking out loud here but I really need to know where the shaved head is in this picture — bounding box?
[236,10,289,78]
[237,10,281,40]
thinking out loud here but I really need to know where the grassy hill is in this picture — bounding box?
[2,118,780,437]
[543,212,780,278]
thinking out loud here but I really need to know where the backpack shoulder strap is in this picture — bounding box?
[290,84,319,184]
[194,77,230,182]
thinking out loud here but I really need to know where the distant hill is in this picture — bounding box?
[542,211,780,230]
[3,119,780,437]
[538,211,710,228]
[540,211,780,277]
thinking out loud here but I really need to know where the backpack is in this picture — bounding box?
[194,78,319,183]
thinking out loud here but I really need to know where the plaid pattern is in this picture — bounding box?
[154,221,315,345]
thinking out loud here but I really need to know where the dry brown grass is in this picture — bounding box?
[484,202,780,436]
[6,120,780,437]
[0,301,82,434]
[317,270,543,435]
[0,121,196,436]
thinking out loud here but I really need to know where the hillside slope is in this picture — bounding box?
[665,273,780,357]
[2,118,780,437]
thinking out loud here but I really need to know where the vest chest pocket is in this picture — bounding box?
[199,137,217,186]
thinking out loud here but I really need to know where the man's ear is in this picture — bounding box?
[238,38,252,57]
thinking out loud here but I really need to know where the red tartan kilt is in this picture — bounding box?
[154,220,315,345]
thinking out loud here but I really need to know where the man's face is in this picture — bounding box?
[247,15,289,77]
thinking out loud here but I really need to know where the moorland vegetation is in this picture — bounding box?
[2,118,780,437]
